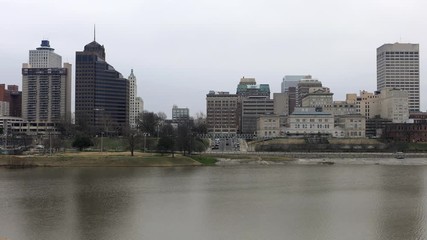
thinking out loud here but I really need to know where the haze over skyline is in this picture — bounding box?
[1,0,427,117]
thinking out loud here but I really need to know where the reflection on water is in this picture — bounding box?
[377,166,426,240]
[0,164,426,240]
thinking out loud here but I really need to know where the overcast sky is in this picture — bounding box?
[1,0,427,118]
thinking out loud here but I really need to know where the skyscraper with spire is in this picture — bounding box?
[75,32,128,134]
[128,69,143,129]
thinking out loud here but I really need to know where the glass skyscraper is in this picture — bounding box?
[75,39,128,135]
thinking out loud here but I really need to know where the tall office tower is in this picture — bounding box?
[206,91,238,134]
[377,43,419,112]
[21,40,72,123]
[240,96,274,134]
[128,69,142,129]
[235,77,273,134]
[75,38,129,135]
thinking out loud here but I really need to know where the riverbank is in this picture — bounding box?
[206,151,427,159]
[0,152,202,168]
[2,150,427,168]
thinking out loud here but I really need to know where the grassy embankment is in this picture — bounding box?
[0,152,205,168]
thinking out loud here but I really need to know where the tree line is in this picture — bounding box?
[57,111,209,156]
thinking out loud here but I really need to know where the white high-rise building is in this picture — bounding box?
[22,40,72,123]
[377,43,419,112]
[29,40,62,68]
[128,69,143,129]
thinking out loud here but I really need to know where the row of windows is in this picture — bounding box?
[294,124,331,129]
[295,118,330,122]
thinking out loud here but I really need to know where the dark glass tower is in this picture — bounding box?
[75,40,128,135]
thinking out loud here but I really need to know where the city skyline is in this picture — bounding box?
[1,0,427,117]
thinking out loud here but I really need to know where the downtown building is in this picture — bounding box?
[21,40,72,124]
[206,91,238,134]
[346,89,409,123]
[128,69,143,129]
[281,75,310,114]
[75,38,129,135]
[172,105,190,125]
[377,43,419,112]
[236,77,274,135]
[0,84,22,117]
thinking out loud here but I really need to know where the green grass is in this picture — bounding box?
[190,155,218,165]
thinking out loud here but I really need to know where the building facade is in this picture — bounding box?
[333,115,366,138]
[0,84,11,116]
[273,92,289,116]
[296,77,322,107]
[281,75,307,93]
[22,40,72,123]
[377,43,419,112]
[301,87,333,108]
[281,75,312,114]
[378,88,409,123]
[256,115,281,138]
[240,96,274,134]
[323,101,357,116]
[172,105,190,124]
[75,39,129,134]
[8,85,22,117]
[128,69,143,129]
[383,123,427,142]
[346,89,408,123]
[135,97,144,120]
[235,77,273,135]
[206,91,238,134]
[287,107,334,135]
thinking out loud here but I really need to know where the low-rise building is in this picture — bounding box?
[301,87,333,108]
[256,115,281,138]
[383,123,427,142]
[333,114,366,138]
[323,101,357,116]
[346,89,408,123]
[409,112,427,123]
[287,107,334,136]
[365,117,392,138]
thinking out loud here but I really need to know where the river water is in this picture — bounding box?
[0,163,427,240]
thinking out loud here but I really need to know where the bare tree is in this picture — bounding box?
[124,127,141,156]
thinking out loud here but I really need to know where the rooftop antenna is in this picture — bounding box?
[94,24,96,42]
